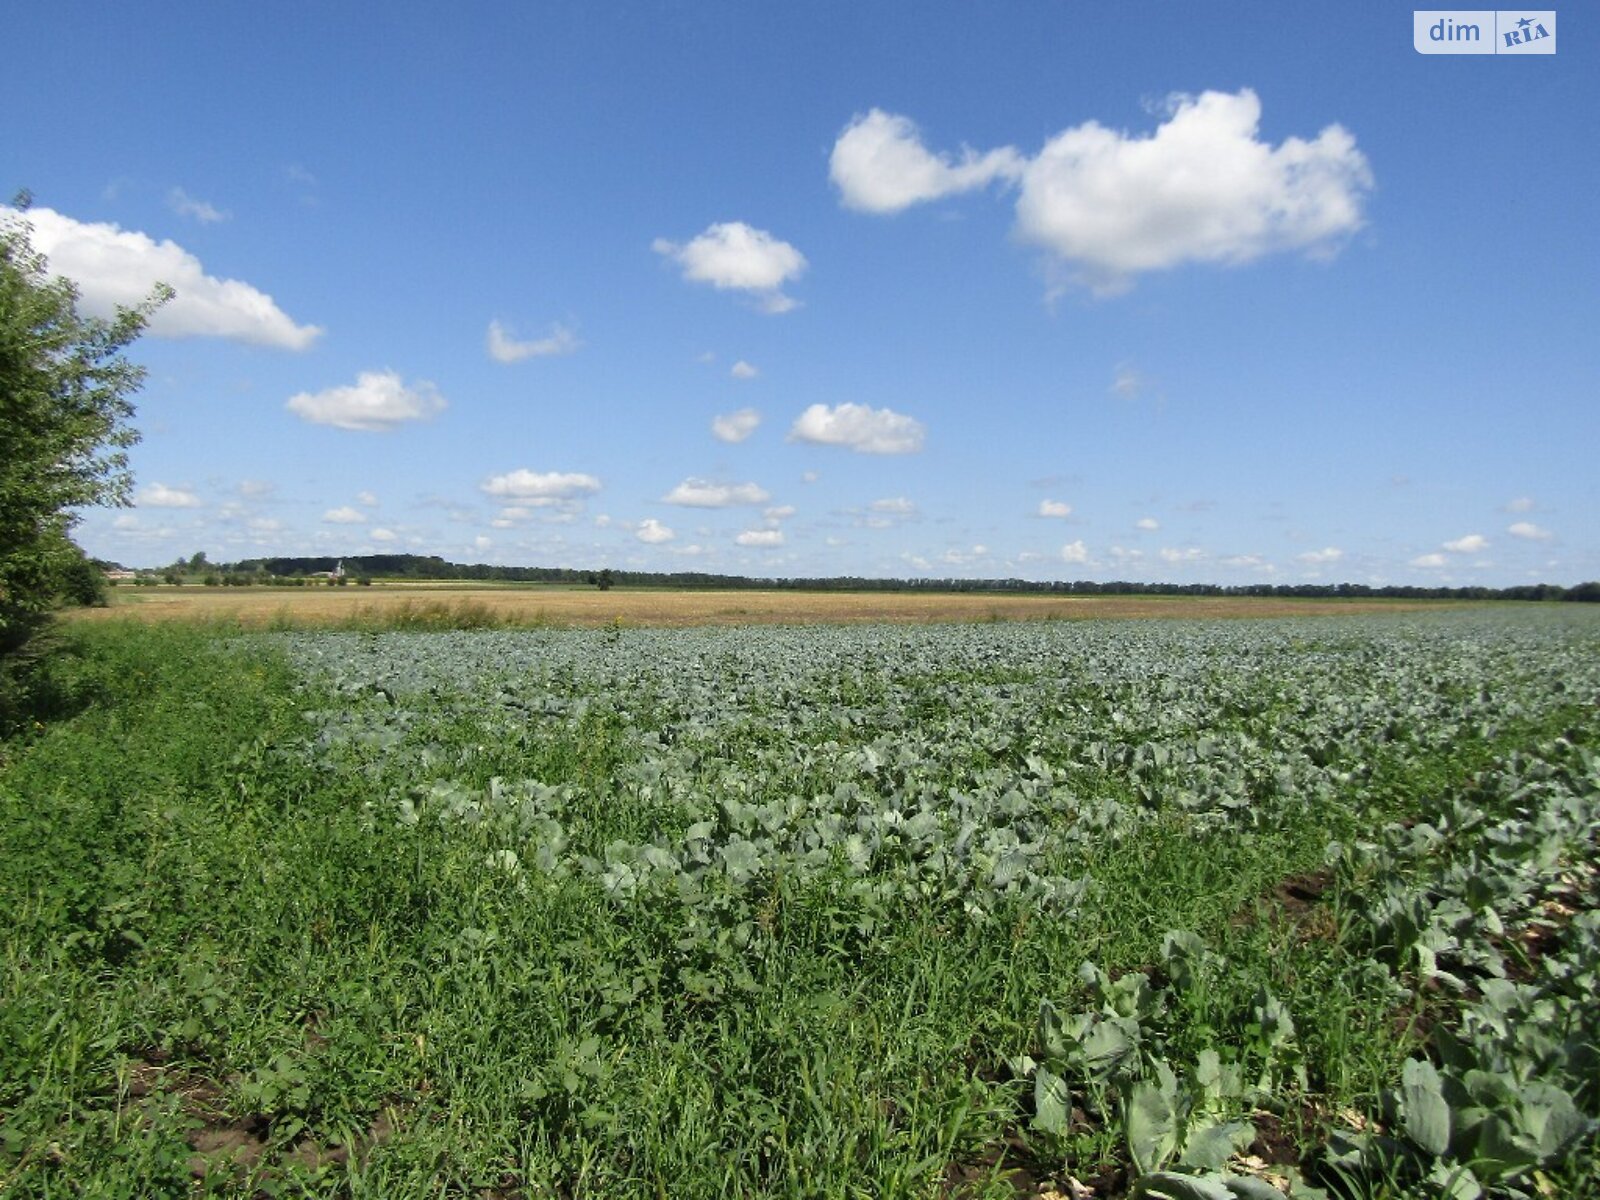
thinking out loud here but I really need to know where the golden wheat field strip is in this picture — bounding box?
[68,585,1461,628]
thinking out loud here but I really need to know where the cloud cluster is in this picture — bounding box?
[138,483,201,508]
[653,222,806,313]
[287,370,445,431]
[636,518,676,544]
[1297,546,1343,564]
[830,109,1024,213]
[736,529,784,547]
[788,403,925,455]
[831,90,1372,293]
[14,206,322,348]
[1039,499,1073,518]
[662,479,771,507]
[712,407,762,444]
[486,320,579,363]
[480,469,602,500]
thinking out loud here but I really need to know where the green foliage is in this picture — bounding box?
[2,613,1598,1196]
[0,197,162,726]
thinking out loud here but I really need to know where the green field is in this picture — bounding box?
[2,610,1597,1197]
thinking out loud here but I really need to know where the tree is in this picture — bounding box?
[1,196,164,662]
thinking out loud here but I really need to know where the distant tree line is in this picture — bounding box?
[104,554,1600,603]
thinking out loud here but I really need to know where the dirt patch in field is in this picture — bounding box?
[72,585,1460,630]
[118,1054,395,1185]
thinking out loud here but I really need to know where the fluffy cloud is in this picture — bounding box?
[730,360,759,380]
[167,187,228,224]
[1014,90,1371,291]
[369,528,398,543]
[13,205,322,349]
[1159,546,1206,563]
[829,109,1024,213]
[356,490,378,506]
[1221,554,1274,571]
[662,478,771,507]
[736,529,784,547]
[322,506,366,524]
[138,483,201,508]
[763,505,796,522]
[1039,499,1073,518]
[1061,540,1090,564]
[1508,521,1553,541]
[1410,553,1447,569]
[1297,546,1343,564]
[830,92,1371,295]
[1443,533,1489,554]
[1505,496,1535,513]
[1109,545,1144,563]
[636,518,676,544]
[287,370,445,431]
[788,403,926,455]
[486,320,579,363]
[652,222,806,314]
[1136,516,1160,531]
[480,469,602,500]
[871,497,917,516]
[712,407,762,444]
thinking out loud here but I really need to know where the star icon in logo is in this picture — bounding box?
[1517,15,1534,29]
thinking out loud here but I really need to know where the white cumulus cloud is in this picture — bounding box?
[1410,553,1447,569]
[736,529,784,547]
[1508,521,1552,541]
[662,478,771,507]
[652,222,806,314]
[1015,90,1372,292]
[1039,499,1073,518]
[138,483,201,508]
[486,320,579,363]
[480,470,602,500]
[1443,533,1488,554]
[369,528,398,543]
[636,518,676,544]
[829,109,1024,213]
[1159,546,1206,563]
[788,403,925,455]
[1505,496,1535,513]
[1061,540,1090,564]
[1136,516,1160,531]
[1297,546,1343,564]
[322,506,366,524]
[13,205,322,349]
[287,370,445,431]
[730,360,759,380]
[712,407,762,444]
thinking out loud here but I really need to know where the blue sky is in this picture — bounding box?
[5,1,1595,583]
